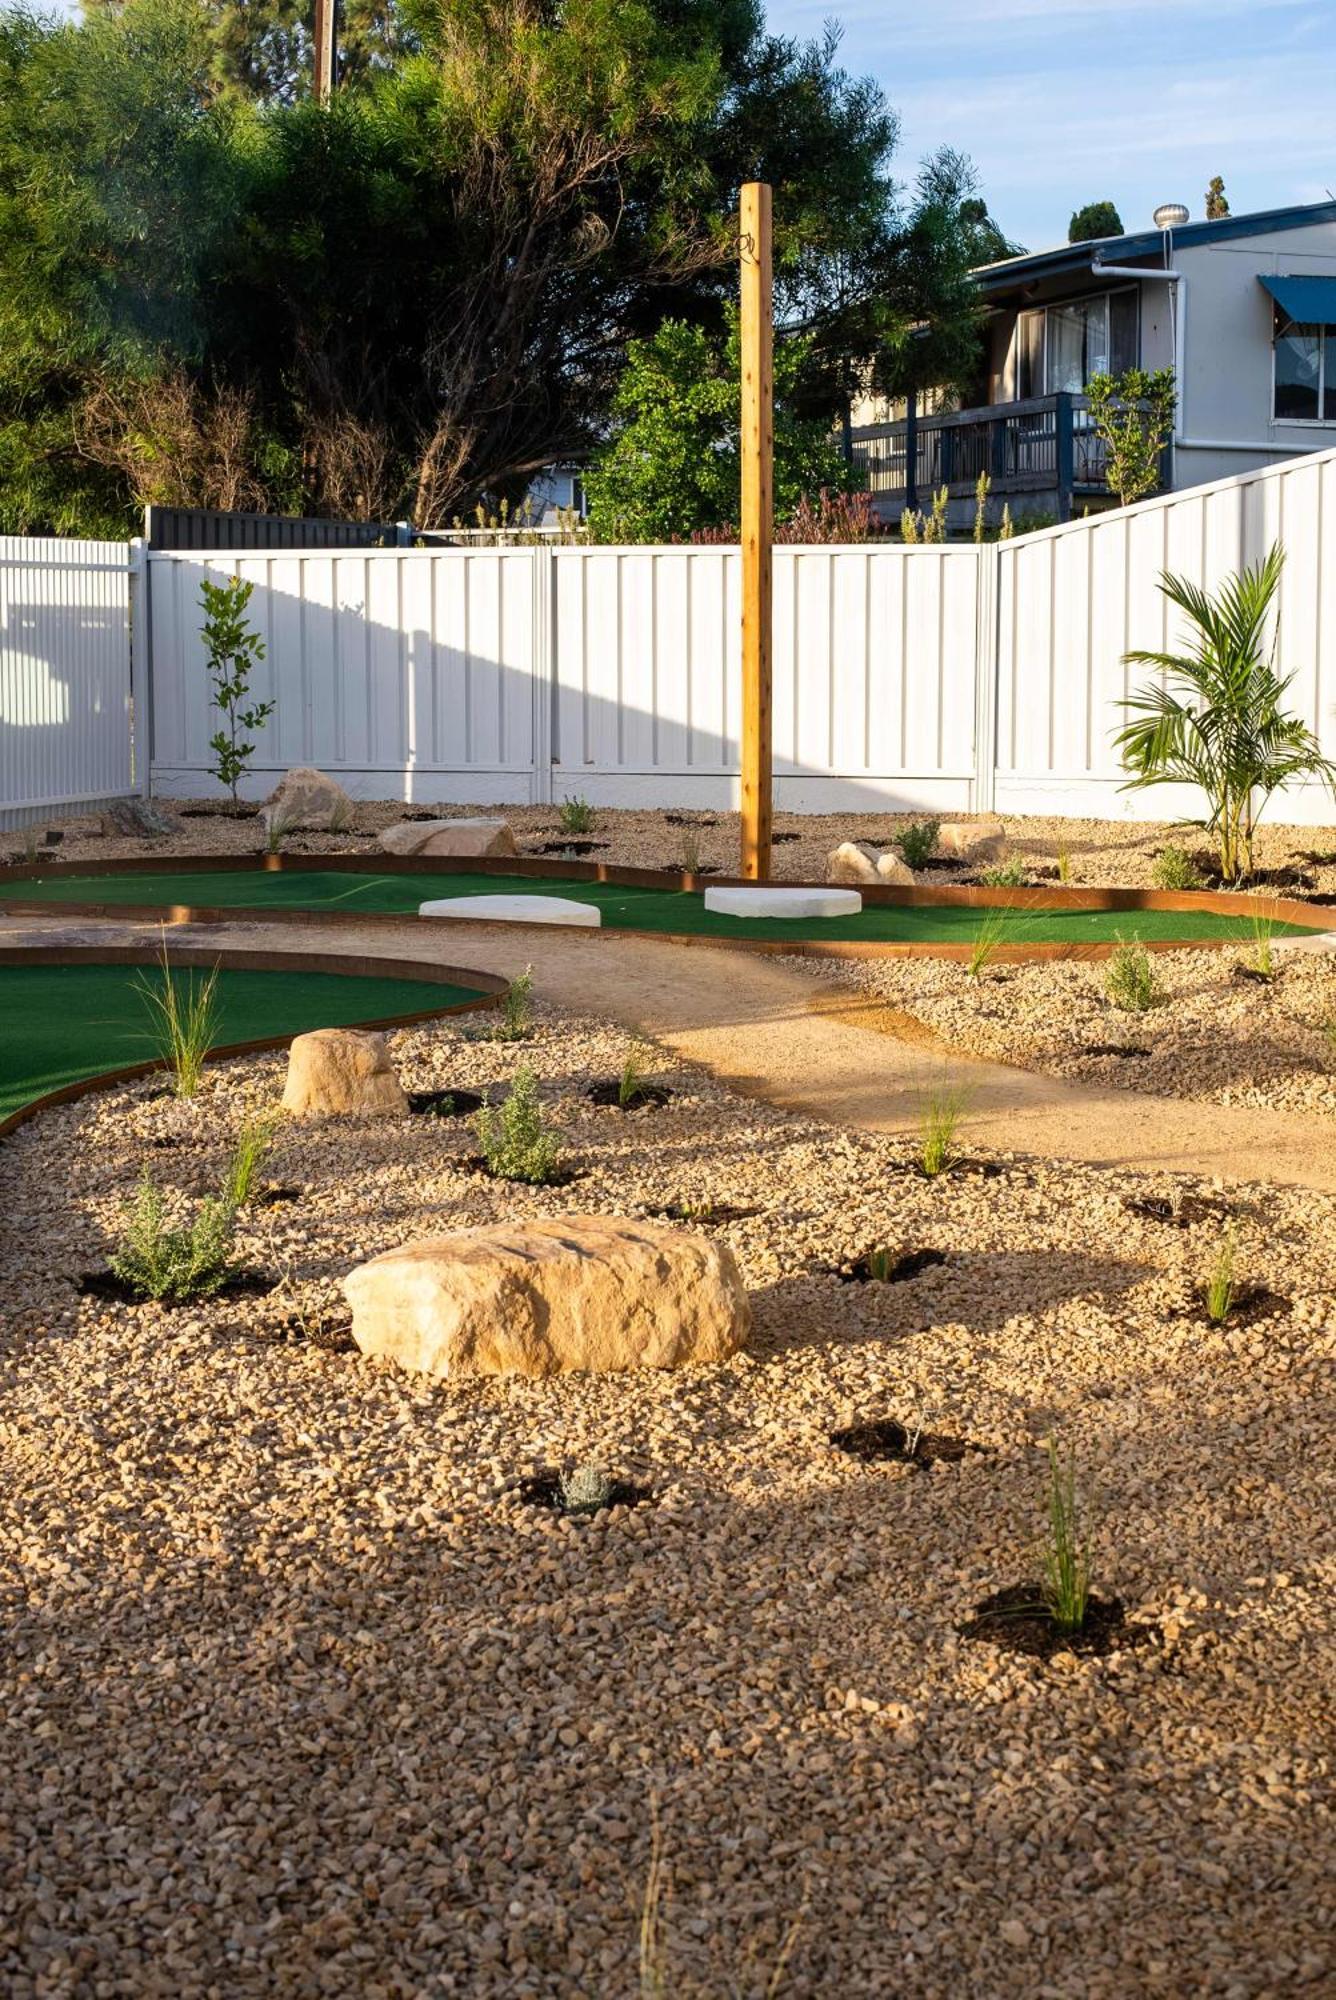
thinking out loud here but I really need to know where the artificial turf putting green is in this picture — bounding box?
[0,866,1314,946]
[0,961,487,1124]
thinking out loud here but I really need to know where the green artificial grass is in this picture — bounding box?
[0,962,486,1123]
[0,865,1314,945]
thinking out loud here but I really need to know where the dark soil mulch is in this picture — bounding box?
[1183,1285,1292,1329]
[1084,1043,1151,1059]
[176,803,259,820]
[274,1311,358,1353]
[837,1247,947,1285]
[960,1584,1157,1660]
[830,1417,981,1468]
[772,831,800,844]
[43,829,64,846]
[1123,1193,1233,1228]
[649,1200,757,1224]
[890,1156,1006,1182]
[458,1155,583,1188]
[532,839,609,856]
[255,1182,304,1207]
[586,1080,674,1111]
[664,813,718,827]
[78,1266,275,1306]
[517,1471,651,1516]
[913,856,966,873]
[408,1087,485,1119]
[1231,964,1279,986]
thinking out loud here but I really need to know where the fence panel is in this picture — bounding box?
[0,536,133,829]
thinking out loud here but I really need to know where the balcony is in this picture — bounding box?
[849,391,1154,528]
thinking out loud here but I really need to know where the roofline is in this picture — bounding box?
[972,198,1336,293]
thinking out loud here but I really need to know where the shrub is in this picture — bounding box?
[559,1464,616,1516]
[490,966,534,1042]
[133,945,220,1097]
[1241,910,1276,981]
[1152,844,1203,891]
[1116,546,1336,882]
[474,1066,563,1183]
[557,794,594,834]
[896,818,941,871]
[980,855,1026,888]
[1039,1440,1092,1634]
[1104,936,1161,1012]
[109,1169,237,1304]
[1085,367,1176,506]
[919,1083,967,1177]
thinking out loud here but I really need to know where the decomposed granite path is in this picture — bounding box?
[5,912,1335,1192]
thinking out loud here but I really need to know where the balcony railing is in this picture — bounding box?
[849,392,1138,522]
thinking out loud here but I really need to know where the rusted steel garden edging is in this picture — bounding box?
[0,943,506,1140]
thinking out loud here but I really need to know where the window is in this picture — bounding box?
[1273,317,1336,423]
[1016,288,1140,398]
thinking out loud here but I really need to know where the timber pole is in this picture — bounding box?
[739,180,773,880]
[313,0,337,101]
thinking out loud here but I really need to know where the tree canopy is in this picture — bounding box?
[0,0,1012,536]
[1068,200,1123,244]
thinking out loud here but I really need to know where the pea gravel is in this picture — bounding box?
[1,1001,1333,1997]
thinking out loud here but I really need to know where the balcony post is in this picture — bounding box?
[1055,392,1074,523]
[904,389,918,514]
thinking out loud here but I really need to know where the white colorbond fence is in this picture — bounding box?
[7,441,1336,829]
[0,536,136,829]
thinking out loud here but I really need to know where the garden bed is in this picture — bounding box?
[2,994,1332,1994]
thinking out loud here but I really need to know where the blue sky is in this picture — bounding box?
[767,0,1336,252]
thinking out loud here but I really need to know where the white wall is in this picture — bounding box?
[0,535,134,828]
[145,441,1336,826]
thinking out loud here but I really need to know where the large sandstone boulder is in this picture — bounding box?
[343,1216,752,1378]
[281,1028,408,1118]
[875,853,915,886]
[938,819,1005,862]
[379,816,518,859]
[263,766,354,832]
[826,841,880,885]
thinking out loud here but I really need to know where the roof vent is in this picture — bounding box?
[1153,202,1190,229]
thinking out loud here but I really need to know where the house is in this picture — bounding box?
[850,197,1336,530]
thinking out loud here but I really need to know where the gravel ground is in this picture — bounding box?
[792,945,1336,1121]
[2,999,1333,1997]
[17,797,1336,899]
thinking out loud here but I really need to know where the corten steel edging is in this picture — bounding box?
[3,897,1330,963]
[1,846,1333,925]
[0,945,506,1141]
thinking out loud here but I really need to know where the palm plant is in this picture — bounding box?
[1115,546,1336,883]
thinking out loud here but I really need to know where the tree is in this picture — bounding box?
[1085,367,1177,506]
[1205,175,1230,221]
[583,312,850,542]
[1116,546,1336,883]
[0,0,909,535]
[1068,200,1123,243]
[201,576,272,804]
[83,0,408,102]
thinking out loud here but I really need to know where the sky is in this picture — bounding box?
[767,0,1336,254]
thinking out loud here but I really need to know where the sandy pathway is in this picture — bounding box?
[8,910,1335,1190]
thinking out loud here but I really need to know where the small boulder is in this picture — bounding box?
[344,1216,751,1378]
[938,819,1006,862]
[875,853,915,886]
[100,798,181,839]
[826,841,880,885]
[263,766,354,833]
[379,816,519,859]
[281,1028,408,1118]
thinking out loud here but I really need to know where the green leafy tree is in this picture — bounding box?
[1068,200,1123,243]
[1115,545,1336,883]
[201,576,272,803]
[1085,367,1177,506]
[583,311,850,542]
[87,0,409,103]
[1205,175,1230,221]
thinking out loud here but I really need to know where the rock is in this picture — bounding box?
[100,798,181,839]
[344,1216,752,1378]
[826,841,880,885]
[262,766,353,833]
[875,854,915,886]
[938,819,1005,862]
[379,817,519,859]
[280,1029,408,1118]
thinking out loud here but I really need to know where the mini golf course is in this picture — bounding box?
[0,956,498,1129]
[0,863,1323,950]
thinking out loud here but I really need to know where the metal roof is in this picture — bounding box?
[972,199,1336,293]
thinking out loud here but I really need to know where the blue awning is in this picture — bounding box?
[1258,273,1336,324]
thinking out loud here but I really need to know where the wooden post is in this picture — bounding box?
[739,180,773,881]
[313,0,337,101]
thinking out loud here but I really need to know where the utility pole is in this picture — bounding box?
[739,180,773,881]
[313,0,337,101]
